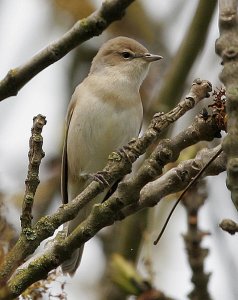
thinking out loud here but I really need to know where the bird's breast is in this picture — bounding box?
[67,86,142,177]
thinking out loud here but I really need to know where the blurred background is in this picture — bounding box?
[0,0,237,299]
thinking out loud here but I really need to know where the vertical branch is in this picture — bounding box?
[216,0,238,209]
[151,0,217,114]
[21,115,46,232]
[182,181,212,300]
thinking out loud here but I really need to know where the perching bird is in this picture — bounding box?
[61,36,162,275]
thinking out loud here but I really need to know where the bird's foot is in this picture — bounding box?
[118,146,133,164]
[90,171,110,188]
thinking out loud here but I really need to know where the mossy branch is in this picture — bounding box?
[0,79,220,299]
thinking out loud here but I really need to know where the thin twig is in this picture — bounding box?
[153,145,223,245]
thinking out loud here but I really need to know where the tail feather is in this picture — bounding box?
[60,180,109,275]
[61,246,84,276]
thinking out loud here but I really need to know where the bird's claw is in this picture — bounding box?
[118,146,133,164]
[90,171,110,188]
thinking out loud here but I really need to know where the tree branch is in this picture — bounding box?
[182,181,212,300]
[0,0,135,101]
[21,115,46,232]
[216,0,238,210]
[0,79,213,298]
[6,147,225,299]
[137,146,226,211]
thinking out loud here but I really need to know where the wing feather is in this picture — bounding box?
[61,98,77,204]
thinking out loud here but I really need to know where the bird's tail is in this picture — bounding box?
[60,197,91,276]
[61,245,84,276]
[61,181,109,275]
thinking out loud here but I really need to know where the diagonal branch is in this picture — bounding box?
[0,0,135,102]
[138,145,226,211]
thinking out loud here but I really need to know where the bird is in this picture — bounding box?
[61,36,162,275]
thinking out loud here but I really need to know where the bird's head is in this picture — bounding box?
[90,36,162,87]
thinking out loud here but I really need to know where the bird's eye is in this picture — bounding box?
[121,51,133,59]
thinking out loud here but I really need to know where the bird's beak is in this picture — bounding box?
[143,53,163,62]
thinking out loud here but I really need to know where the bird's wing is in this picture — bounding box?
[61,98,77,204]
